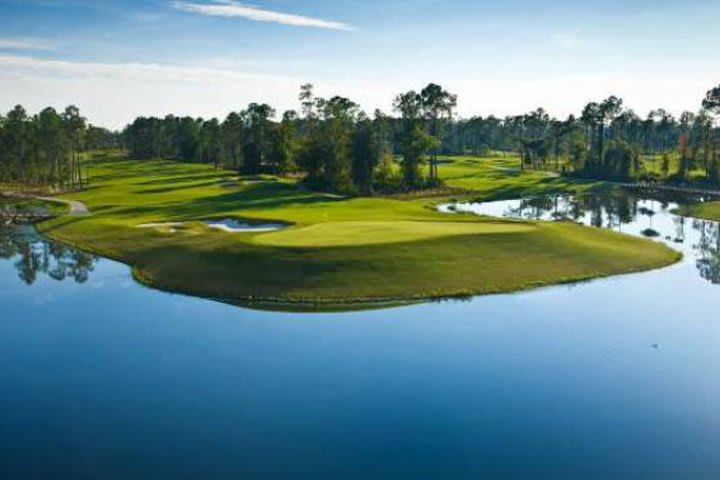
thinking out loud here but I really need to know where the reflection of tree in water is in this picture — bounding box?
[673,216,686,244]
[0,228,96,285]
[495,192,720,287]
[507,196,557,220]
[507,193,640,230]
[694,221,720,285]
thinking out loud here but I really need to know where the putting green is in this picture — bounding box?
[254,220,535,247]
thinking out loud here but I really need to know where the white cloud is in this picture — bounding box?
[0,38,55,50]
[449,74,713,120]
[171,0,353,31]
[0,55,715,132]
[0,55,302,129]
[0,55,297,84]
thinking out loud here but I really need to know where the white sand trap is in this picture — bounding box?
[204,219,286,233]
[137,219,286,233]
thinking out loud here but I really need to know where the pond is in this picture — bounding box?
[1,190,720,479]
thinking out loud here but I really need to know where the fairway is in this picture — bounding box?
[34,153,681,307]
[254,220,534,247]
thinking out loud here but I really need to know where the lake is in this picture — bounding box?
[2,191,720,479]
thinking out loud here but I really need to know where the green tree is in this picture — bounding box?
[242,103,276,174]
[221,112,244,171]
[703,85,720,184]
[318,96,358,192]
[269,110,298,175]
[177,117,200,162]
[37,107,66,187]
[581,96,623,177]
[62,105,86,188]
[351,114,379,194]
[394,91,436,188]
[199,118,222,169]
[677,112,694,180]
[702,84,720,114]
[3,106,30,183]
[420,83,457,184]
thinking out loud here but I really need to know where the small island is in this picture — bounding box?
[32,153,680,308]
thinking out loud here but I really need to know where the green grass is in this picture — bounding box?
[452,151,712,186]
[639,152,709,181]
[35,152,680,309]
[254,220,535,247]
[436,154,605,197]
[675,201,720,221]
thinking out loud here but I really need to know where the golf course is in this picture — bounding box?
[33,153,680,308]
[7,0,720,476]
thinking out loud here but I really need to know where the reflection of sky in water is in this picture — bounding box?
[1,194,720,479]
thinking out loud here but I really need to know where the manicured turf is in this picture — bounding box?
[676,201,720,222]
[254,221,534,247]
[436,155,604,197]
[36,152,680,309]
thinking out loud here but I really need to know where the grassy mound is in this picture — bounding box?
[37,153,680,310]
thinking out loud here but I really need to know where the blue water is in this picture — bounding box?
[2,193,720,479]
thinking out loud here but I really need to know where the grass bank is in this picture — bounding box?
[37,153,680,310]
[675,201,720,222]
[0,195,68,224]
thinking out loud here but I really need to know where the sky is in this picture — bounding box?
[0,0,718,129]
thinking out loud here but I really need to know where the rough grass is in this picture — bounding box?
[36,152,680,309]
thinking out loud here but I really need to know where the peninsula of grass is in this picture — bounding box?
[675,201,720,222]
[36,153,680,310]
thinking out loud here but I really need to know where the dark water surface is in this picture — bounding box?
[2,192,720,479]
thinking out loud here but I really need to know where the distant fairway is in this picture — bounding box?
[35,152,680,308]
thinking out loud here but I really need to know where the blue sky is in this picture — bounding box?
[1,0,718,128]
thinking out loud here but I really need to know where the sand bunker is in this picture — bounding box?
[204,219,286,233]
[138,219,286,233]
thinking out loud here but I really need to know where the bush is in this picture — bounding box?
[373,153,402,192]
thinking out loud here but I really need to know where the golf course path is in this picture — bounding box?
[2,192,90,216]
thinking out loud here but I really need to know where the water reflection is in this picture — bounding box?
[442,191,720,287]
[3,195,720,479]
[696,219,720,284]
[0,225,97,285]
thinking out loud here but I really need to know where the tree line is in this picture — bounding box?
[123,83,720,190]
[123,83,459,194]
[0,105,118,190]
[3,83,719,193]
[449,88,720,183]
